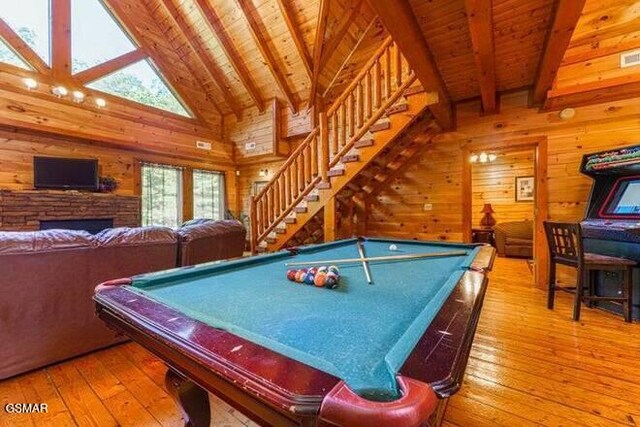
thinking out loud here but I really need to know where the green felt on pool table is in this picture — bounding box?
[129,238,481,400]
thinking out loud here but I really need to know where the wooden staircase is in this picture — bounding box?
[250,37,440,253]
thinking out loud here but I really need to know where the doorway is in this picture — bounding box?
[462,137,548,288]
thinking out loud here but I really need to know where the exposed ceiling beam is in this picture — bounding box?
[532,0,586,104]
[195,0,265,113]
[51,0,72,82]
[103,0,211,124]
[308,0,330,108]
[368,0,453,130]
[75,48,146,84]
[323,17,377,98]
[157,0,240,118]
[544,74,640,111]
[275,0,313,81]
[464,0,496,114]
[0,18,50,74]
[318,0,363,72]
[236,0,298,112]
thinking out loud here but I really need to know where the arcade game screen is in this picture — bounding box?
[607,179,640,215]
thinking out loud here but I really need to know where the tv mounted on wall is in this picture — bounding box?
[33,156,99,190]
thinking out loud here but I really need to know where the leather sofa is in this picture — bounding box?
[494,220,533,258]
[0,220,246,379]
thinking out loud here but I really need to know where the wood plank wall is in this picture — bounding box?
[367,90,640,241]
[235,159,285,217]
[471,149,535,226]
[0,130,237,211]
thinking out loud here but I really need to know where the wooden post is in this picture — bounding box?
[320,111,329,182]
[324,196,336,242]
[250,195,258,253]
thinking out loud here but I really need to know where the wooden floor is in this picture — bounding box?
[2,257,639,427]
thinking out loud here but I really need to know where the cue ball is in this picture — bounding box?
[389,244,398,251]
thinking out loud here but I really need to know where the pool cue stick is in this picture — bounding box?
[356,239,373,284]
[284,250,468,267]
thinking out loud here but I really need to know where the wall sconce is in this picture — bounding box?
[470,152,497,163]
[72,90,85,103]
[258,169,269,177]
[95,98,107,108]
[23,78,38,90]
[51,86,68,97]
[559,107,575,120]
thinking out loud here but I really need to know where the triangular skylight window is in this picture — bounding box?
[0,0,51,65]
[71,0,137,73]
[87,59,191,117]
[0,38,31,70]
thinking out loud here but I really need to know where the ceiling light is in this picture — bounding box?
[72,91,85,103]
[52,86,68,97]
[488,153,497,162]
[479,152,488,163]
[23,78,38,90]
[470,154,479,163]
[95,98,107,108]
[559,107,576,120]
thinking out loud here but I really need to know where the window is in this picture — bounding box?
[193,169,225,220]
[71,0,136,73]
[0,0,50,64]
[87,59,191,117]
[141,164,182,227]
[0,38,30,69]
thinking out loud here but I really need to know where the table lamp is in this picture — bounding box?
[480,203,495,227]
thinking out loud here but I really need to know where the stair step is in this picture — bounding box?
[370,121,391,132]
[266,236,277,244]
[283,217,296,224]
[275,227,286,234]
[257,246,267,253]
[295,206,307,213]
[404,85,425,96]
[341,154,359,163]
[354,138,374,148]
[305,194,319,202]
[328,168,345,177]
[386,103,409,115]
[316,181,331,190]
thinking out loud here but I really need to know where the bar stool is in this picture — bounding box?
[543,221,636,322]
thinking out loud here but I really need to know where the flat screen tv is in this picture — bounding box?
[34,156,98,190]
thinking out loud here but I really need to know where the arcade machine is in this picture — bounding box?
[580,144,640,320]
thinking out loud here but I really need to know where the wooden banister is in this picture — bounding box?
[250,37,415,250]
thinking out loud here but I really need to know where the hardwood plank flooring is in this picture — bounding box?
[1,257,639,426]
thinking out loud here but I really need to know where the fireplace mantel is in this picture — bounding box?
[0,190,140,231]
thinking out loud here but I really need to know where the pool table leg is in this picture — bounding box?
[165,368,211,427]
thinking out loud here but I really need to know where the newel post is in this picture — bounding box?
[250,195,258,254]
[320,111,329,183]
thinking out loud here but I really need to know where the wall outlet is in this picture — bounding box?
[245,142,256,150]
[196,140,212,150]
[423,203,433,211]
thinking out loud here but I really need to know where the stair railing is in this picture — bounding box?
[250,36,417,252]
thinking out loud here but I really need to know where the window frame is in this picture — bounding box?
[192,168,226,221]
[140,162,184,228]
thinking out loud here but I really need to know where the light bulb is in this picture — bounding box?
[52,86,68,97]
[488,153,497,162]
[72,91,85,103]
[23,78,38,90]
[95,98,107,108]
[470,154,479,163]
[479,152,488,163]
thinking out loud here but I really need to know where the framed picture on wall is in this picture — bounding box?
[253,180,268,196]
[515,176,534,202]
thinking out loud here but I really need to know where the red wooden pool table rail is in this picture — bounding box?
[94,244,495,427]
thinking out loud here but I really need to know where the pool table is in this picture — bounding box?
[94,238,495,427]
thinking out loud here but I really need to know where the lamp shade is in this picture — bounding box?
[481,203,494,214]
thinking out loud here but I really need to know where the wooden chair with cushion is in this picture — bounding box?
[543,221,636,322]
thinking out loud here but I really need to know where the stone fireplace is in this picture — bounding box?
[0,190,140,232]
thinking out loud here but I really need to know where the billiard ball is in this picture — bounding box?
[304,273,315,285]
[328,265,340,274]
[317,266,328,273]
[324,275,339,289]
[314,272,327,287]
[286,269,297,281]
[389,244,398,251]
